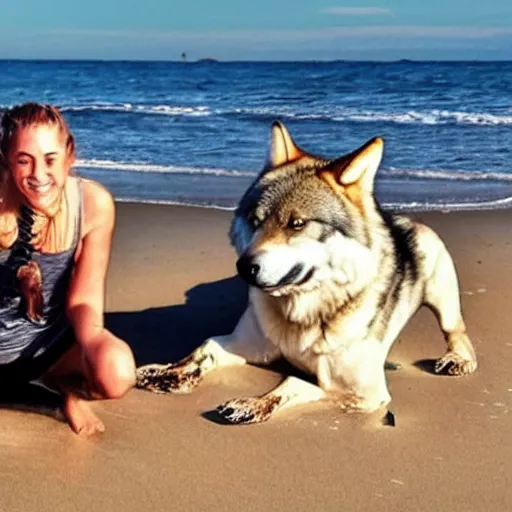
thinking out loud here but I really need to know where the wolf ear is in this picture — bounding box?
[264,121,306,170]
[321,137,384,192]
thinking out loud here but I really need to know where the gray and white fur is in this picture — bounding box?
[136,121,477,424]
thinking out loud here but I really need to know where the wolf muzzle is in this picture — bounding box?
[236,253,308,290]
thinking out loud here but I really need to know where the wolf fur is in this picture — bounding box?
[136,122,477,424]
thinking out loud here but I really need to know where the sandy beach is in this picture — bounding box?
[1,202,511,511]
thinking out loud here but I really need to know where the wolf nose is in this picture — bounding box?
[236,255,260,285]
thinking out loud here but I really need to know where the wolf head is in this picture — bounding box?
[230,122,385,298]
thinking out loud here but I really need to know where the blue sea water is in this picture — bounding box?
[1,59,512,211]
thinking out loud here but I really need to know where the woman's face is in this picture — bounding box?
[8,124,72,214]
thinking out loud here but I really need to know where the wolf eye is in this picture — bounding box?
[288,218,306,230]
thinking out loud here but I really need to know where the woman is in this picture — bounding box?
[0,103,136,435]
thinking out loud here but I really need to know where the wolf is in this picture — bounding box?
[136,121,477,424]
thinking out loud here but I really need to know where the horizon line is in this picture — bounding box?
[1,57,511,64]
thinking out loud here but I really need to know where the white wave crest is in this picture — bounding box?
[115,197,236,211]
[61,103,211,116]
[335,109,512,126]
[383,167,512,181]
[57,103,512,126]
[76,159,512,182]
[75,159,255,177]
[383,195,512,212]
[222,105,512,126]
[116,195,512,213]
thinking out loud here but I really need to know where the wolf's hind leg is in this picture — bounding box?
[216,376,326,424]
[424,245,477,376]
[136,305,280,394]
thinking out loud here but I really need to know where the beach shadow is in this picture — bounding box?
[0,277,246,421]
[201,409,237,426]
[413,359,438,375]
[0,382,64,421]
[107,272,413,372]
[106,275,248,366]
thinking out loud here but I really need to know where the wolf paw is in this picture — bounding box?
[216,395,283,425]
[135,363,203,394]
[435,352,477,376]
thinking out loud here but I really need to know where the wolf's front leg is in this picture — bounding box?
[216,376,326,424]
[136,305,280,394]
[424,243,477,375]
[135,338,243,394]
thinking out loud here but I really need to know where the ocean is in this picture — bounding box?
[1,59,511,211]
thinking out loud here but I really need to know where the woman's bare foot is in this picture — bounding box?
[63,393,105,436]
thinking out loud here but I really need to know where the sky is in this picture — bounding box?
[0,0,511,61]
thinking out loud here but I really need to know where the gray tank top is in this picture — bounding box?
[0,179,82,364]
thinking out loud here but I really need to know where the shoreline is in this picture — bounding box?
[112,194,512,213]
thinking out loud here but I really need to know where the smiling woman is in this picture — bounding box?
[0,105,76,252]
[0,103,136,436]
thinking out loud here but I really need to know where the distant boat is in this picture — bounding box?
[178,53,219,64]
[196,57,219,63]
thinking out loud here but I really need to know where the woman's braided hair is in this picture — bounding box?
[0,103,75,323]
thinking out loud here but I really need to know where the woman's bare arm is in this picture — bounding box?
[66,179,115,347]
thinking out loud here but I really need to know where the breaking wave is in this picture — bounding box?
[60,103,512,126]
[383,167,512,181]
[61,103,211,117]
[75,159,255,177]
[76,158,512,182]
[117,195,512,213]
[383,195,512,212]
